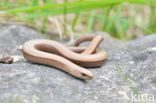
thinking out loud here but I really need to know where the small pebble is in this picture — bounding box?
[0,55,13,64]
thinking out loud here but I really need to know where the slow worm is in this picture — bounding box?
[22,35,107,80]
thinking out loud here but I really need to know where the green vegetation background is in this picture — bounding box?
[0,0,156,40]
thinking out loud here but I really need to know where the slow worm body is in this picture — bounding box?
[22,35,107,80]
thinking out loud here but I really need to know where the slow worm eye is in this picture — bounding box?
[81,73,87,77]
[81,72,93,80]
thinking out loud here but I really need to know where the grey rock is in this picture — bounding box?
[0,24,155,103]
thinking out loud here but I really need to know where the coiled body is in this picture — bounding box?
[22,35,107,80]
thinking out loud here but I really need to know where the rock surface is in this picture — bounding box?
[0,24,155,103]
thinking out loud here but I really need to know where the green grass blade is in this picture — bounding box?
[63,0,68,36]
[72,13,80,31]
[72,0,83,32]
[88,11,95,33]
[3,0,156,14]
[3,1,124,14]
[45,0,54,4]
[102,5,113,31]
[15,2,121,18]
[32,0,39,6]
[41,17,48,34]
[105,4,124,32]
